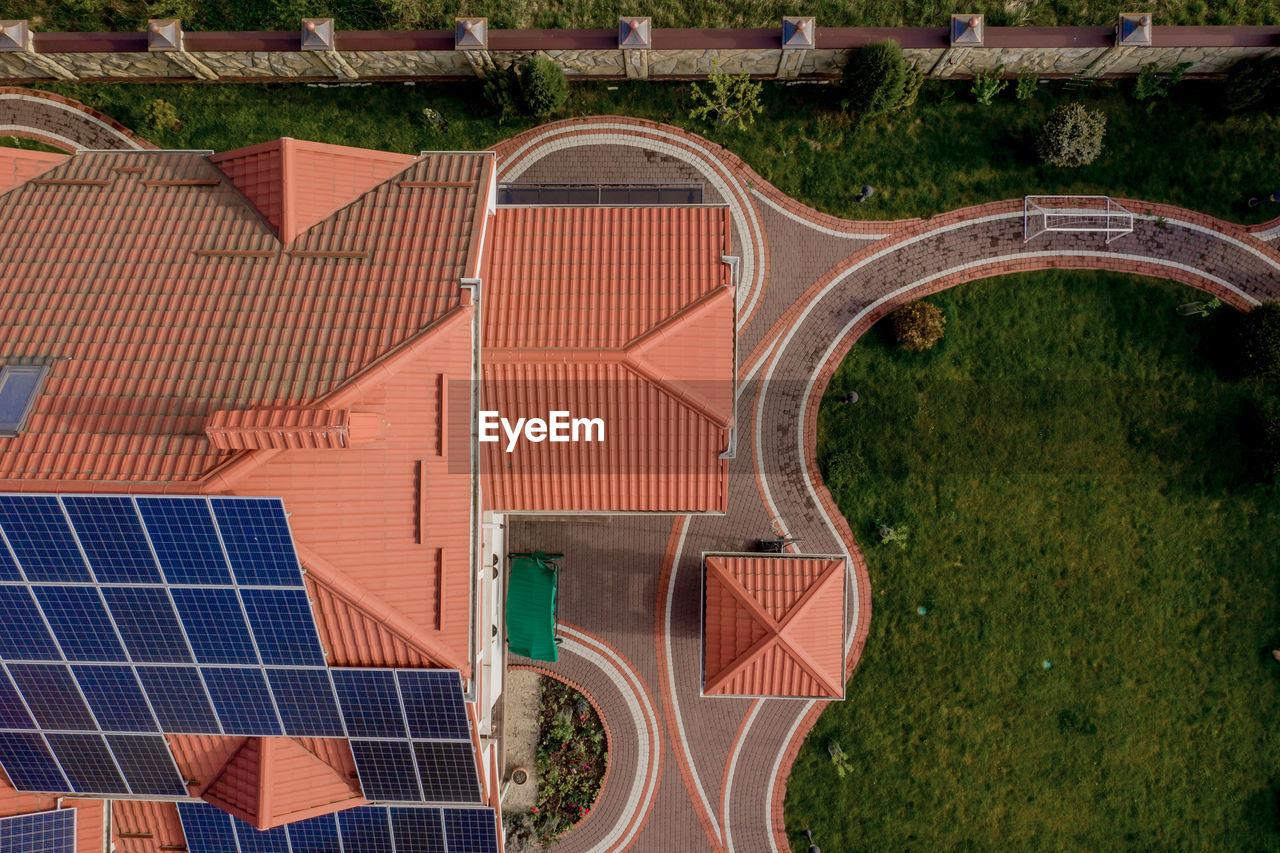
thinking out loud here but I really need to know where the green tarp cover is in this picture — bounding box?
[506,553,560,662]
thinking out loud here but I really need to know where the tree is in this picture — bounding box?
[688,63,764,131]
[843,41,907,117]
[891,300,946,351]
[1036,102,1107,167]
[1225,56,1280,113]
[519,56,568,118]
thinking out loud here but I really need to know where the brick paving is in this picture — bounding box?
[492,118,1280,852]
[0,86,151,151]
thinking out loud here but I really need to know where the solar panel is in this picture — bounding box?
[135,666,222,734]
[105,734,186,796]
[350,740,423,802]
[32,586,126,662]
[0,732,67,792]
[45,733,127,794]
[6,665,96,731]
[135,496,236,585]
[73,666,158,732]
[414,741,482,803]
[333,669,406,738]
[390,806,446,853]
[61,496,162,584]
[0,809,75,853]
[0,673,33,730]
[200,667,281,736]
[171,587,258,665]
[0,587,59,660]
[265,669,344,737]
[338,807,395,853]
[177,803,237,852]
[0,537,21,583]
[443,808,500,853]
[0,497,90,583]
[99,587,192,663]
[210,498,302,587]
[240,588,325,666]
[233,822,291,853]
[285,813,340,853]
[397,670,469,740]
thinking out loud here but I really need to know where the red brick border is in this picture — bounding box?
[0,86,154,151]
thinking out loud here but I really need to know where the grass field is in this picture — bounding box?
[27,77,1280,224]
[785,271,1280,851]
[9,0,1278,32]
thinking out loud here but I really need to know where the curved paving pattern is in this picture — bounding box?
[0,86,152,151]
[493,117,1280,852]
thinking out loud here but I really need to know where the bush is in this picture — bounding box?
[519,55,568,117]
[898,62,924,111]
[843,41,907,117]
[1015,67,1039,101]
[142,99,181,136]
[1036,102,1107,167]
[1237,302,1280,380]
[1225,56,1280,113]
[1133,61,1191,102]
[891,300,946,351]
[689,63,764,131]
[970,64,1008,106]
[482,66,522,123]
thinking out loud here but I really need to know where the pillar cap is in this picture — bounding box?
[455,17,488,50]
[950,13,984,46]
[147,19,182,52]
[782,16,815,49]
[301,18,336,50]
[0,20,29,53]
[1118,12,1153,46]
[619,16,652,50]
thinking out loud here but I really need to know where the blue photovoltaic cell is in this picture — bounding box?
[338,807,394,853]
[99,587,191,663]
[135,667,221,734]
[332,669,406,738]
[0,587,59,661]
[72,666,157,733]
[414,741,482,803]
[265,669,344,737]
[45,733,127,794]
[0,539,21,583]
[60,497,162,584]
[6,665,95,731]
[105,734,185,796]
[350,740,423,802]
[240,588,324,666]
[210,498,300,587]
[200,667,280,735]
[234,822,291,853]
[170,588,257,666]
[0,809,75,853]
[134,498,231,585]
[0,733,67,792]
[178,803,237,852]
[0,673,33,730]
[397,670,469,740]
[32,587,126,663]
[443,808,500,853]
[285,813,340,853]
[391,807,446,853]
[0,497,90,583]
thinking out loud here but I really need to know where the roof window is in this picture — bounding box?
[0,363,49,436]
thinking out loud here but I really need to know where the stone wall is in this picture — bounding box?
[0,25,1274,84]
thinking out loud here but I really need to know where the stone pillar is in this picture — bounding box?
[147,19,218,80]
[301,18,358,79]
[619,16,651,80]
[930,14,983,78]
[1082,12,1152,76]
[455,18,494,78]
[777,16,814,79]
[0,20,76,80]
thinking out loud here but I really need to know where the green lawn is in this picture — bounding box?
[23,78,1280,224]
[8,0,1277,32]
[786,271,1280,851]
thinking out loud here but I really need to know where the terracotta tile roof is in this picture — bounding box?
[205,406,381,450]
[210,138,417,244]
[111,800,185,853]
[0,146,491,485]
[481,207,735,513]
[703,554,847,698]
[0,147,68,194]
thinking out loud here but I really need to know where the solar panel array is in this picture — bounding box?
[178,802,499,853]
[0,809,75,853]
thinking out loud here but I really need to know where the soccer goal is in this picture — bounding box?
[1023,196,1134,244]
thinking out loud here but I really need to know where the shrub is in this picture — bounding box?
[482,66,522,123]
[843,41,907,117]
[891,300,946,351]
[519,55,568,117]
[689,63,764,131]
[1237,302,1280,380]
[1016,66,1039,101]
[897,62,924,111]
[1225,56,1280,113]
[970,64,1008,106]
[142,99,181,135]
[1036,102,1107,167]
[1133,61,1191,102]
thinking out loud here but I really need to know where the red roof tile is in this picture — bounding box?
[703,554,846,698]
[205,406,379,450]
[111,800,185,853]
[481,207,735,513]
[0,147,68,195]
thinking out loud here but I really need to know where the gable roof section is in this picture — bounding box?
[0,147,490,485]
[210,138,417,244]
[0,147,68,194]
[703,554,846,698]
[111,800,186,853]
[481,206,734,513]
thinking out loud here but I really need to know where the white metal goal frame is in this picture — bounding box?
[1023,195,1135,244]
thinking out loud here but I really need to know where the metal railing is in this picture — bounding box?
[1024,195,1134,244]
[497,182,704,206]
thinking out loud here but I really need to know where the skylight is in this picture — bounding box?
[0,363,49,435]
